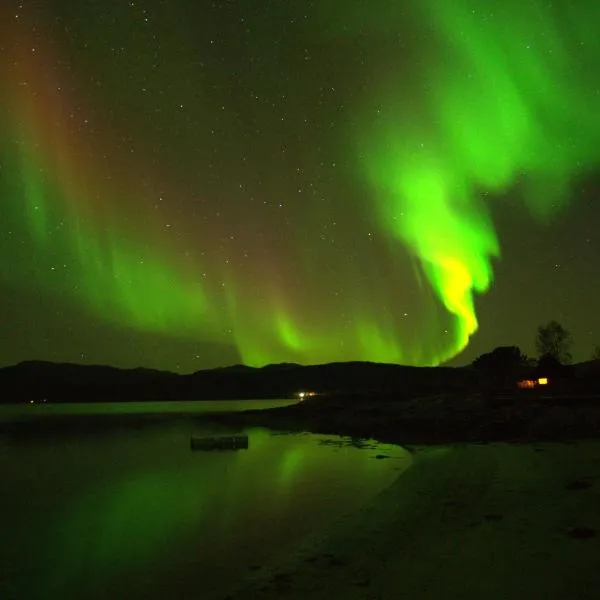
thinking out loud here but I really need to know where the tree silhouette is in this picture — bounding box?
[535,320,572,364]
[473,346,528,373]
[472,346,529,386]
[593,345,600,361]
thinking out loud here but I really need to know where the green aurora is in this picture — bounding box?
[360,0,600,361]
[1,1,599,370]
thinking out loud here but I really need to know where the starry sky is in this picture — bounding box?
[1,0,599,373]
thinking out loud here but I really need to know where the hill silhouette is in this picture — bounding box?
[2,358,599,404]
[0,360,475,403]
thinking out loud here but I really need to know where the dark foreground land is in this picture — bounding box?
[210,386,600,445]
[202,388,600,600]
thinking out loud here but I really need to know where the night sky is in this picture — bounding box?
[1,0,599,373]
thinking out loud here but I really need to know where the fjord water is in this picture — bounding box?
[0,402,410,599]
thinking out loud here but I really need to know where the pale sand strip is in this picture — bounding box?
[216,442,600,600]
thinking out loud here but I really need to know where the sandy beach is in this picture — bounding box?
[214,440,600,600]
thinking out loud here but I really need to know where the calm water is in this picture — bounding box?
[0,398,299,420]
[0,402,411,599]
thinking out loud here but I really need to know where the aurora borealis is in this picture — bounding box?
[1,0,599,371]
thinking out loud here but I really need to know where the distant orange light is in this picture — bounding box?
[517,379,536,389]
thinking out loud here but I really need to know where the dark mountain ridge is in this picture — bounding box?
[2,358,598,404]
[1,359,473,403]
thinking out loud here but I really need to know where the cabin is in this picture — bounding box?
[517,377,549,389]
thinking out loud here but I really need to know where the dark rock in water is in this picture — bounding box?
[567,526,597,539]
[324,554,346,566]
[269,572,293,592]
[564,480,592,491]
[190,435,249,451]
[484,513,504,521]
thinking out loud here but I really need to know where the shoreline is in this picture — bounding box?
[208,391,600,446]
[215,441,600,600]
[206,396,600,599]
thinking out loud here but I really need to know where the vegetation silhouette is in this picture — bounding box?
[472,346,530,387]
[537,353,573,381]
[535,320,572,364]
